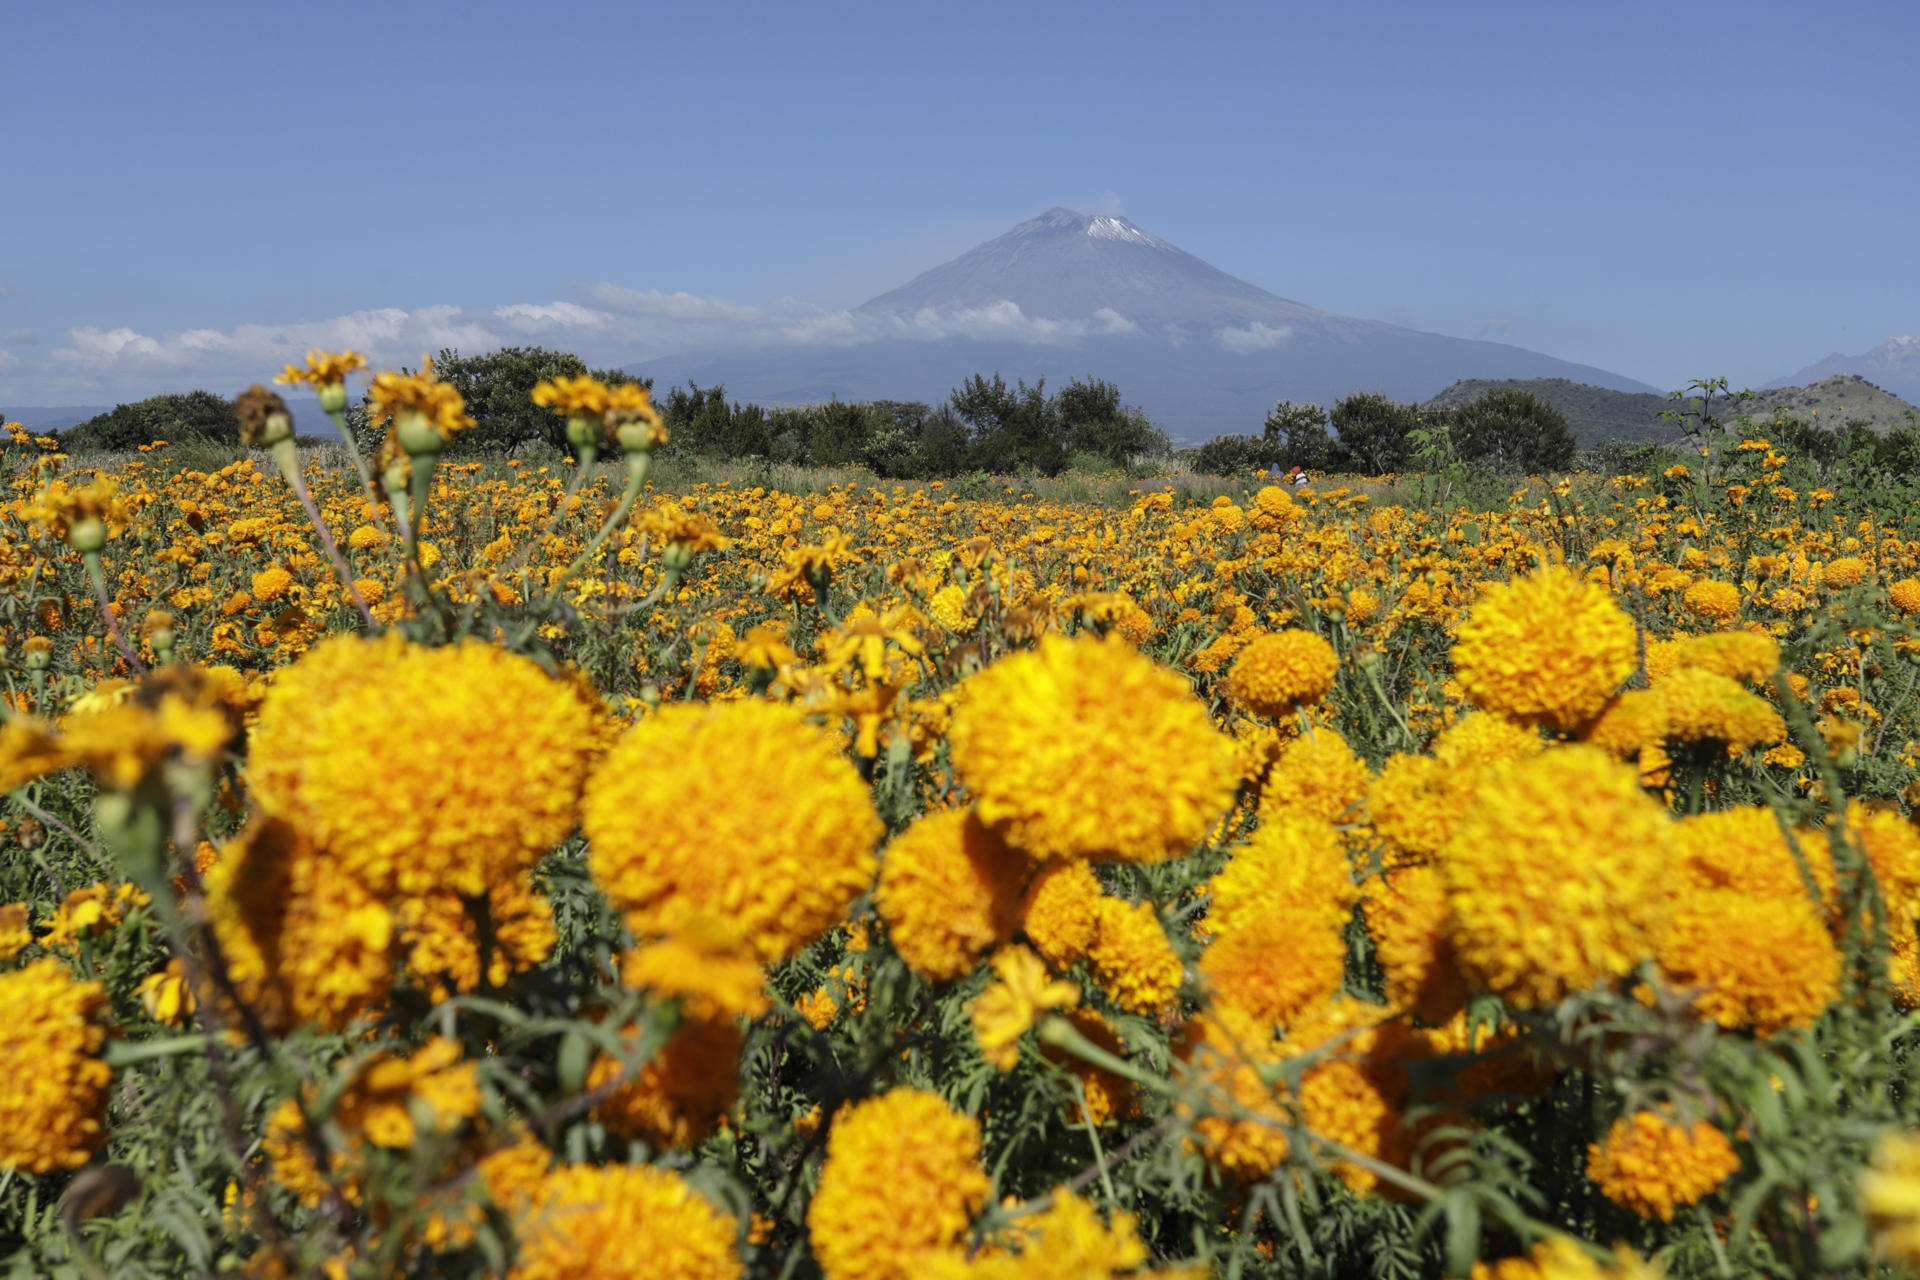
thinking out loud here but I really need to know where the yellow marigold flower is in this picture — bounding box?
[1250,485,1297,529]
[251,564,293,602]
[809,1088,991,1280]
[1824,555,1871,588]
[395,879,556,1003]
[1654,667,1785,750]
[619,917,770,1020]
[0,716,70,792]
[39,881,147,952]
[1432,711,1545,771]
[1889,577,1920,616]
[977,1189,1154,1276]
[1668,630,1779,682]
[0,959,113,1172]
[927,584,977,636]
[878,808,1030,981]
[530,373,611,419]
[1586,1110,1738,1222]
[368,358,475,447]
[0,903,31,962]
[1853,801,1920,926]
[1224,629,1338,716]
[949,634,1235,864]
[1683,578,1742,621]
[1087,896,1184,1015]
[591,1018,742,1149]
[204,817,395,1032]
[1673,806,1833,911]
[1453,566,1637,731]
[1176,1012,1291,1181]
[275,349,367,390]
[1200,904,1347,1030]
[1654,887,1838,1034]
[1579,690,1669,758]
[1255,728,1372,826]
[250,634,603,898]
[583,700,881,963]
[1867,1129,1920,1265]
[1283,998,1414,1196]
[1364,865,1468,1024]
[1471,1237,1665,1280]
[972,945,1079,1070]
[1367,753,1473,865]
[508,1162,741,1280]
[1442,746,1672,1008]
[1020,861,1105,967]
[135,958,196,1025]
[1204,816,1356,938]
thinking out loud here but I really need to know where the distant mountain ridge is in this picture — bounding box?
[1768,337,1920,404]
[1424,373,1919,449]
[630,207,1659,442]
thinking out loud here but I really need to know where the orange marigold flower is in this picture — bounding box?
[1453,566,1637,731]
[949,634,1235,864]
[0,959,113,1172]
[877,808,1031,981]
[1586,1110,1739,1222]
[1224,629,1338,716]
[808,1089,990,1280]
[583,700,880,963]
[1654,887,1839,1035]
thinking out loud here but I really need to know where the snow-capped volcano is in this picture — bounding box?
[1768,336,1920,405]
[630,207,1657,440]
[857,207,1347,334]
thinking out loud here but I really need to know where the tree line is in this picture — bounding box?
[34,344,1919,480]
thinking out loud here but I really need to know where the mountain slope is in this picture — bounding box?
[1768,337,1920,404]
[630,208,1658,442]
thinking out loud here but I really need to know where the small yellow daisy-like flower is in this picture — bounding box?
[368,358,475,447]
[275,349,367,390]
[618,914,770,1021]
[949,634,1236,864]
[1224,629,1339,716]
[971,945,1079,1070]
[584,700,880,963]
[1453,566,1637,732]
[530,373,611,419]
[1442,746,1672,1008]
[135,958,197,1026]
[1586,1110,1739,1222]
[877,808,1031,981]
[0,959,114,1173]
[808,1088,990,1280]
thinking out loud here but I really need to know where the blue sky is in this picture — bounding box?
[4,0,1916,406]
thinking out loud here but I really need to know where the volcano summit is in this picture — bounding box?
[630,208,1657,441]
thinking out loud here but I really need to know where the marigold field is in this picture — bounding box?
[4,356,1920,1278]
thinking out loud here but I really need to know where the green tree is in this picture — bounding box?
[1328,391,1419,474]
[62,390,236,453]
[1261,400,1332,471]
[660,383,734,457]
[950,374,1066,475]
[1054,376,1167,467]
[1447,388,1577,473]
[805,401,881,467]
[424,347,648,456]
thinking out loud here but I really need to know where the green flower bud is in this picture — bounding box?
[67,516,107,554]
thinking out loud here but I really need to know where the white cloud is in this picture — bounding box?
[2,288,1150,402]
[1214,322,1292,353]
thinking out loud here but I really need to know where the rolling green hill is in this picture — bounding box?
[1424,374,1919,449]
